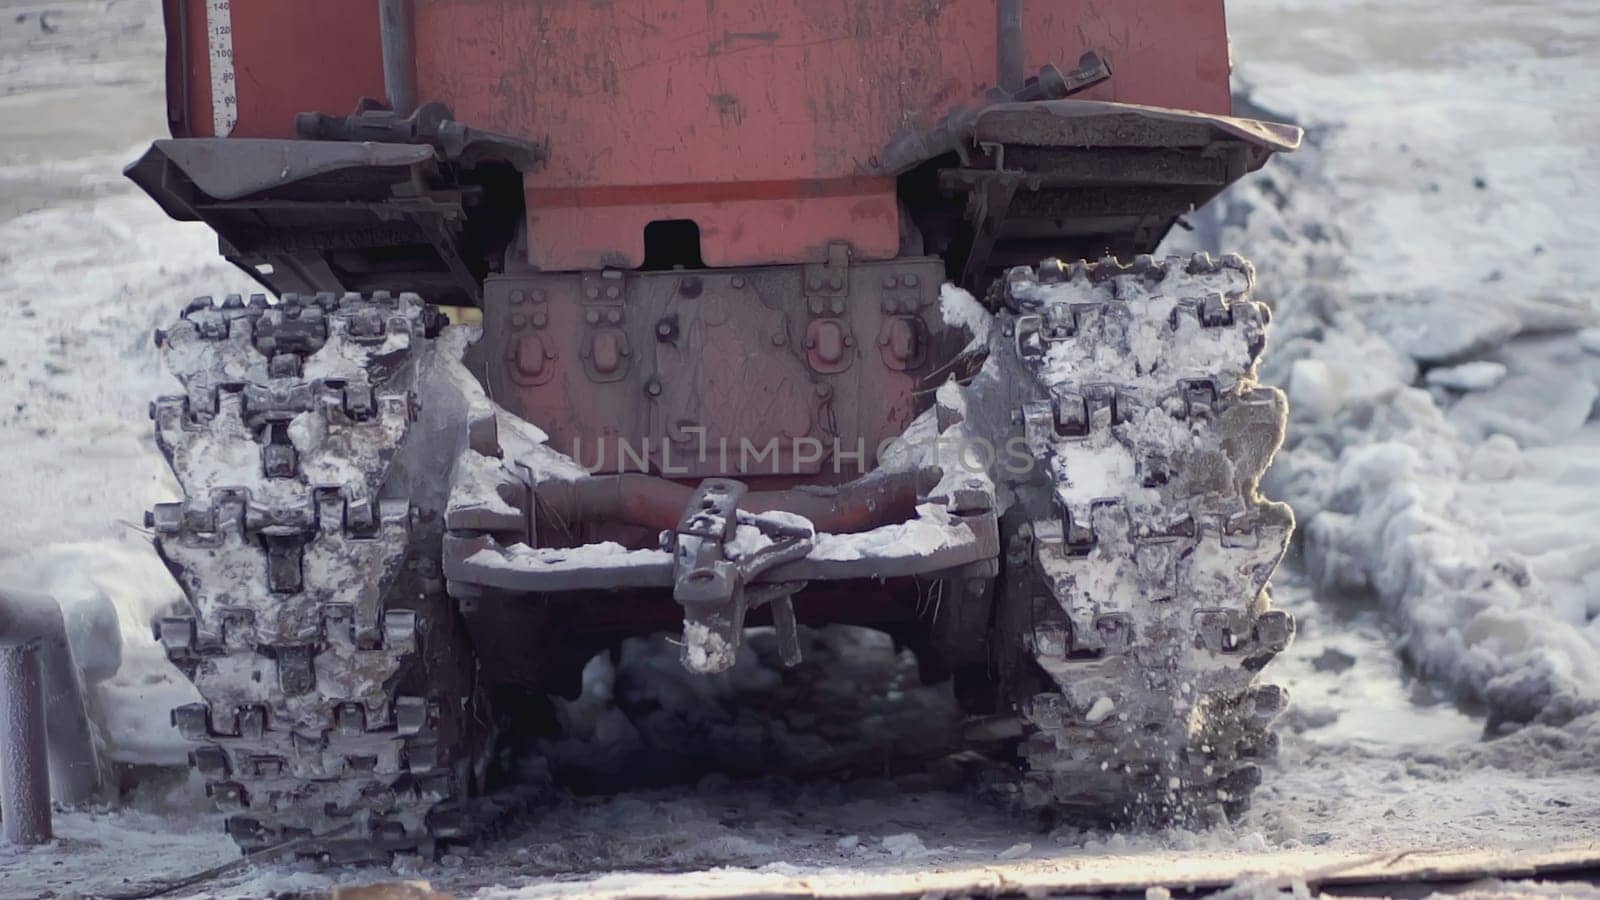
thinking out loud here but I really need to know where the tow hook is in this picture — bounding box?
[671,478,814,674]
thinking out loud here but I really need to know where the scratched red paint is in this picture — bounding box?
[164,0,1230,269]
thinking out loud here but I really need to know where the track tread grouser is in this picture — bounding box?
[148,291,488,861]
[983,252,1294,824]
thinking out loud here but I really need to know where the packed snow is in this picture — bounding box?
[1,0,1598,898]
[1179,0,1600,730]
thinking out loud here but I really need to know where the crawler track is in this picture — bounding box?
[149,291,486,862]
[980,253,1295,823]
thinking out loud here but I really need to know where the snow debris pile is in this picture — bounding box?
[542,625,961,789]
[1169,0,1600,728]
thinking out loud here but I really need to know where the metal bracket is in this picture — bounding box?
[803,241,853,298]
[672,479,815,673]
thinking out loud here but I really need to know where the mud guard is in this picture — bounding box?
[973,99,1303,160]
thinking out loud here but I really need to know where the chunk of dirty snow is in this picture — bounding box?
[1236,832,1272,854]
[880,833,929,858]
[807,504,971,562]
[1450,368,1599,446]
[998,842,1032,860]
[939,282,992,350]
[1146,887,1173,900]
[1084,696,1116,724]
[835,835,860,852]
[1465,434,1523,482]
[1424,361,1506,392]
[1578,328,1600,355]
[1365,293,1520,364]
[1288,358,1340,420]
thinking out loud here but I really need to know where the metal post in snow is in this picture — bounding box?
[0,588,103,808]
[0,638,51,845]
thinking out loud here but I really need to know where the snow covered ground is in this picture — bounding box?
[1,0,1598,897]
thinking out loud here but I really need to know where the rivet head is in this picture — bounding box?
[829,297,845,315]
[509,311,527,328]
[530,310,548,328]
[731,275,746,289]
[645,378,663,397]
[585,285,600,299]
[772,332,787,346]
[585,309,601,325]
[881,274,897,289]
[606,309,622,324]
[509,289,527,305]
[828,275,844,291]
[606,285,621,299]
[904,273,919,287]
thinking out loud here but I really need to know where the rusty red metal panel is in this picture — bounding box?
[527,182,901,270]
[472,259,945,487]
[167,0,1231,265]
[168,0,384,139]
[411,0,1230,270]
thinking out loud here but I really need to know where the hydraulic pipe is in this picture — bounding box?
[997,0,1024,93]
[378,0,417,116]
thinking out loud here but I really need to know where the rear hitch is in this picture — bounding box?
[672,479,813,674]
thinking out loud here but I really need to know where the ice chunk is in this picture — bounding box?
[1424,361,1506,392]
[880,832,929,858]
[998,842,1032,860]
[1287,358,1340,420]
[1364,292,1519,365]
[939,282,992,351]
[1578,328,1600,355]
[1084,696,1116,724]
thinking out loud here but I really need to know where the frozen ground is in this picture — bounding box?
[1,0,1599,897]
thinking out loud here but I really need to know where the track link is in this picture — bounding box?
[983,253,1294,824]
[148,291,480,861]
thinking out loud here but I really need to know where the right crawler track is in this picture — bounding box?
[979,253,1295,823]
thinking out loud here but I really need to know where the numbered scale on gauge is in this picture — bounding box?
[206,0,236,135]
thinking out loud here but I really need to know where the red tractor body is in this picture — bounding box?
[163,0,1232,268]
[132,0,1301,857]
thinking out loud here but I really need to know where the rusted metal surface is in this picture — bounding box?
[532,467,933,540]
[922,102,1305,284]
[127,139,434,204]
[671,479,817,674]
[163,0,1233,268]
[124,138,517,307]
[973,100,1304,153]
[294,101,546,170]
[470,257,948,484]
[877,53,1108,175]
[164,0,386,139]
[0,640,51,845]
[441,504,999,594]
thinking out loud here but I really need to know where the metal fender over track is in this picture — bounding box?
[969,252,1295,824]
[147,290,509,862]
